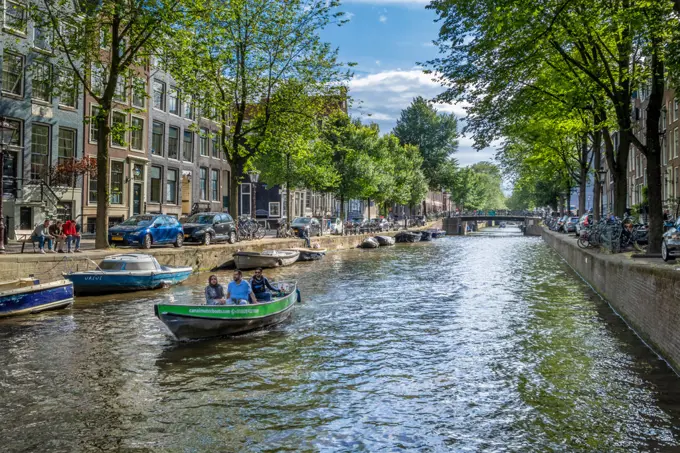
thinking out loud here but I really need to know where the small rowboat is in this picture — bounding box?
[155,281,299,340]
[0,278,73,318]
[395,231,421,243]
[374,235,395,246]
[284,247,327,261]
[420,231,433,241]
[233,250,300,269]
[359,237,379,248]
[64,254,192,295]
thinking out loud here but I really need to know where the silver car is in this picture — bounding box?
[662,218,680,261]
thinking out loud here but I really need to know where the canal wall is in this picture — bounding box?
[0,233,381,284]
[542,229,680,373]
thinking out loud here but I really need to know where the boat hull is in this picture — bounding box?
[420,231,433,241]
[233,251,299,269]
[155,285,297,340]
[65,268,192,295]
[0,280,74,318]
[283,248,327,261]
[374,236,395,246]
[360,238,379,248]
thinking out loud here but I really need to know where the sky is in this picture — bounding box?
[320,0,497,167]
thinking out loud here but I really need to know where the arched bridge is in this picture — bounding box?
[442,216,542,236]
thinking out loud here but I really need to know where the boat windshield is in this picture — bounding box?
[99,261,125,271]
[119,215,154,227]
[125,262,157,271]
[187,214,215,224]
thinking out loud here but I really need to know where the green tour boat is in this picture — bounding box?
[154,281,299,340]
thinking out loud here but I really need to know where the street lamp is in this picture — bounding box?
[0,119,17,253]
[248,170,259,219]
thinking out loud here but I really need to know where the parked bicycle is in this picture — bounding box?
[237,216,266,241]
[276,219,295,238]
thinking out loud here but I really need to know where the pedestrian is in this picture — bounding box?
[31,219,54,254]
[49,220,66,253]
[301,228,311,248]
[62,218,81,253]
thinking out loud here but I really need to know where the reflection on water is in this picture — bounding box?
[1,236,680,452]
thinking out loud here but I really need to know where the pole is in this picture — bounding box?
[251,182,256,219]
[0,148,5,253]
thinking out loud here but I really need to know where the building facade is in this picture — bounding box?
[0,0,83,234]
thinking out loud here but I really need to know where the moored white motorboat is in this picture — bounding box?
[233,250,300,270]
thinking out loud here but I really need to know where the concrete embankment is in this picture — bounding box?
[542,229,680,373]
[0,233,384,284]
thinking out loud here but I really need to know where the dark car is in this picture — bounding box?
[291,217,322,237]
[182,212,237,245]
[109,214,184,249]
[662,218,680,261]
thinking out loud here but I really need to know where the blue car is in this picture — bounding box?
[108,214,184,249]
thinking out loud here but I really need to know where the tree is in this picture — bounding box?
[393,96,459,213]
[166,0,349,217]
[34,0,184,248]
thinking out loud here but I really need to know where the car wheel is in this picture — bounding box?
[228,231,236,244]
[142,234,152,249]
[174,233,184,248]
[203,233,211,246]
[662,240,673,262]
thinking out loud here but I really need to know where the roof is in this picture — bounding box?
[102,254,157,262]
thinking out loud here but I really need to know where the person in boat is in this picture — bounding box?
[205,275,227,305]
[249,268,277,302]
[226,270,258,305]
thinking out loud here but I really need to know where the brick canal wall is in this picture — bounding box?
[542,229,680,372]
[0,233,381,284]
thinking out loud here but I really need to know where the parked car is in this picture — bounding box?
[662,218,680,261]
[565,216,580,233]
[291,217,322,237]
[182,212,237,245]
[327,217,344,235]
[109,214,184,249]
[576,214,593,237]
[375,218,390,231]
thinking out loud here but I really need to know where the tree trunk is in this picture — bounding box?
[643,40,665,254]
[340,194,345,221]
[578,136,588,216]
[95,112,110,249]
[230,171,240,218]
[593,130,602,222]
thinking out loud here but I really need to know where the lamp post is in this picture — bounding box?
[0,118,18,253]
[597,168,607,219]
[248,170,259,219]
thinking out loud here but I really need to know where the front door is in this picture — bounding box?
[19,207,32,230]
[133,183,142,215]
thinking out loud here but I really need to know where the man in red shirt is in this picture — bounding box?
[63,219,81,253]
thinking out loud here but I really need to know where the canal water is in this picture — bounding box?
[2,231,680,452]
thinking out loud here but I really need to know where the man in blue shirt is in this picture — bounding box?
[226,270,258,305]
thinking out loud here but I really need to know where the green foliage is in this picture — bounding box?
[393,96,459,189]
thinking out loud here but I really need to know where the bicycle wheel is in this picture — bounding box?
[577,237,589,249]
[256,226,266,239]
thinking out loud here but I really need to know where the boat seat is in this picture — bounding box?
[0,278,36,291]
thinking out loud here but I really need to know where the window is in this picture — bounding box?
[2,51,24,96]
[184,96,193,119]
[152,79,165,110]
[111,111,127,147]
[5,118,21,148]
[241,183,251,216]
[675,167,679,198]
[132,77,145,108]
[675,99,679,122]
[675,128,679,159]
[167,168,177,204]
[212,133,220,158]
[91,64,105,96]
[58,128,75,166]
[31,124,49,180]
[89,175,97,204]
[4,0,26,33]
[168,126,179,159]
[31,60,51,101]
[34,25,51,51]
[110,161,124,204]
[183,130,193,162]
[200,167,207,200]
[89,105,101,143]
[131,117,144,151]
[211,169,218,201]
[150,166,161,203]
[58,68,77,108]
[269,202,280,217]
[152,121,164,156]
[169,86,179,115]
[200,128,208,156]
[113,76,127,103]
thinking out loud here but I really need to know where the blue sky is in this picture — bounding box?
[320,0,496,167]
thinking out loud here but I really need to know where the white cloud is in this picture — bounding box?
[422,41,435,47]
[345,12,355,20]
[379,14,387,23]
[348,69,495,166]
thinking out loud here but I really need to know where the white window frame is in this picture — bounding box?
[241,183,251,216]
[109,159,125,205]
[168,86,180,116]
[152,79,165,111]
[33,24,52,52]
[166,167,178,205]
[1,50,24,97]
[132,76,145,108]
[4,0,27,35]
[130,115,145,152]
[149,165,162,204]
[199,167,208,201]
[110,109,128,149]
[269,202,280,217]
[89,104,101,144]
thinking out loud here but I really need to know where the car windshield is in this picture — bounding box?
[570,217,579,222]
[292,217,310,225]
[119,215,153,227]
[187,214,215,224]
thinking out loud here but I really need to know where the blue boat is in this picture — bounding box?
[64,254,193,295]
[0,278,74,318]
